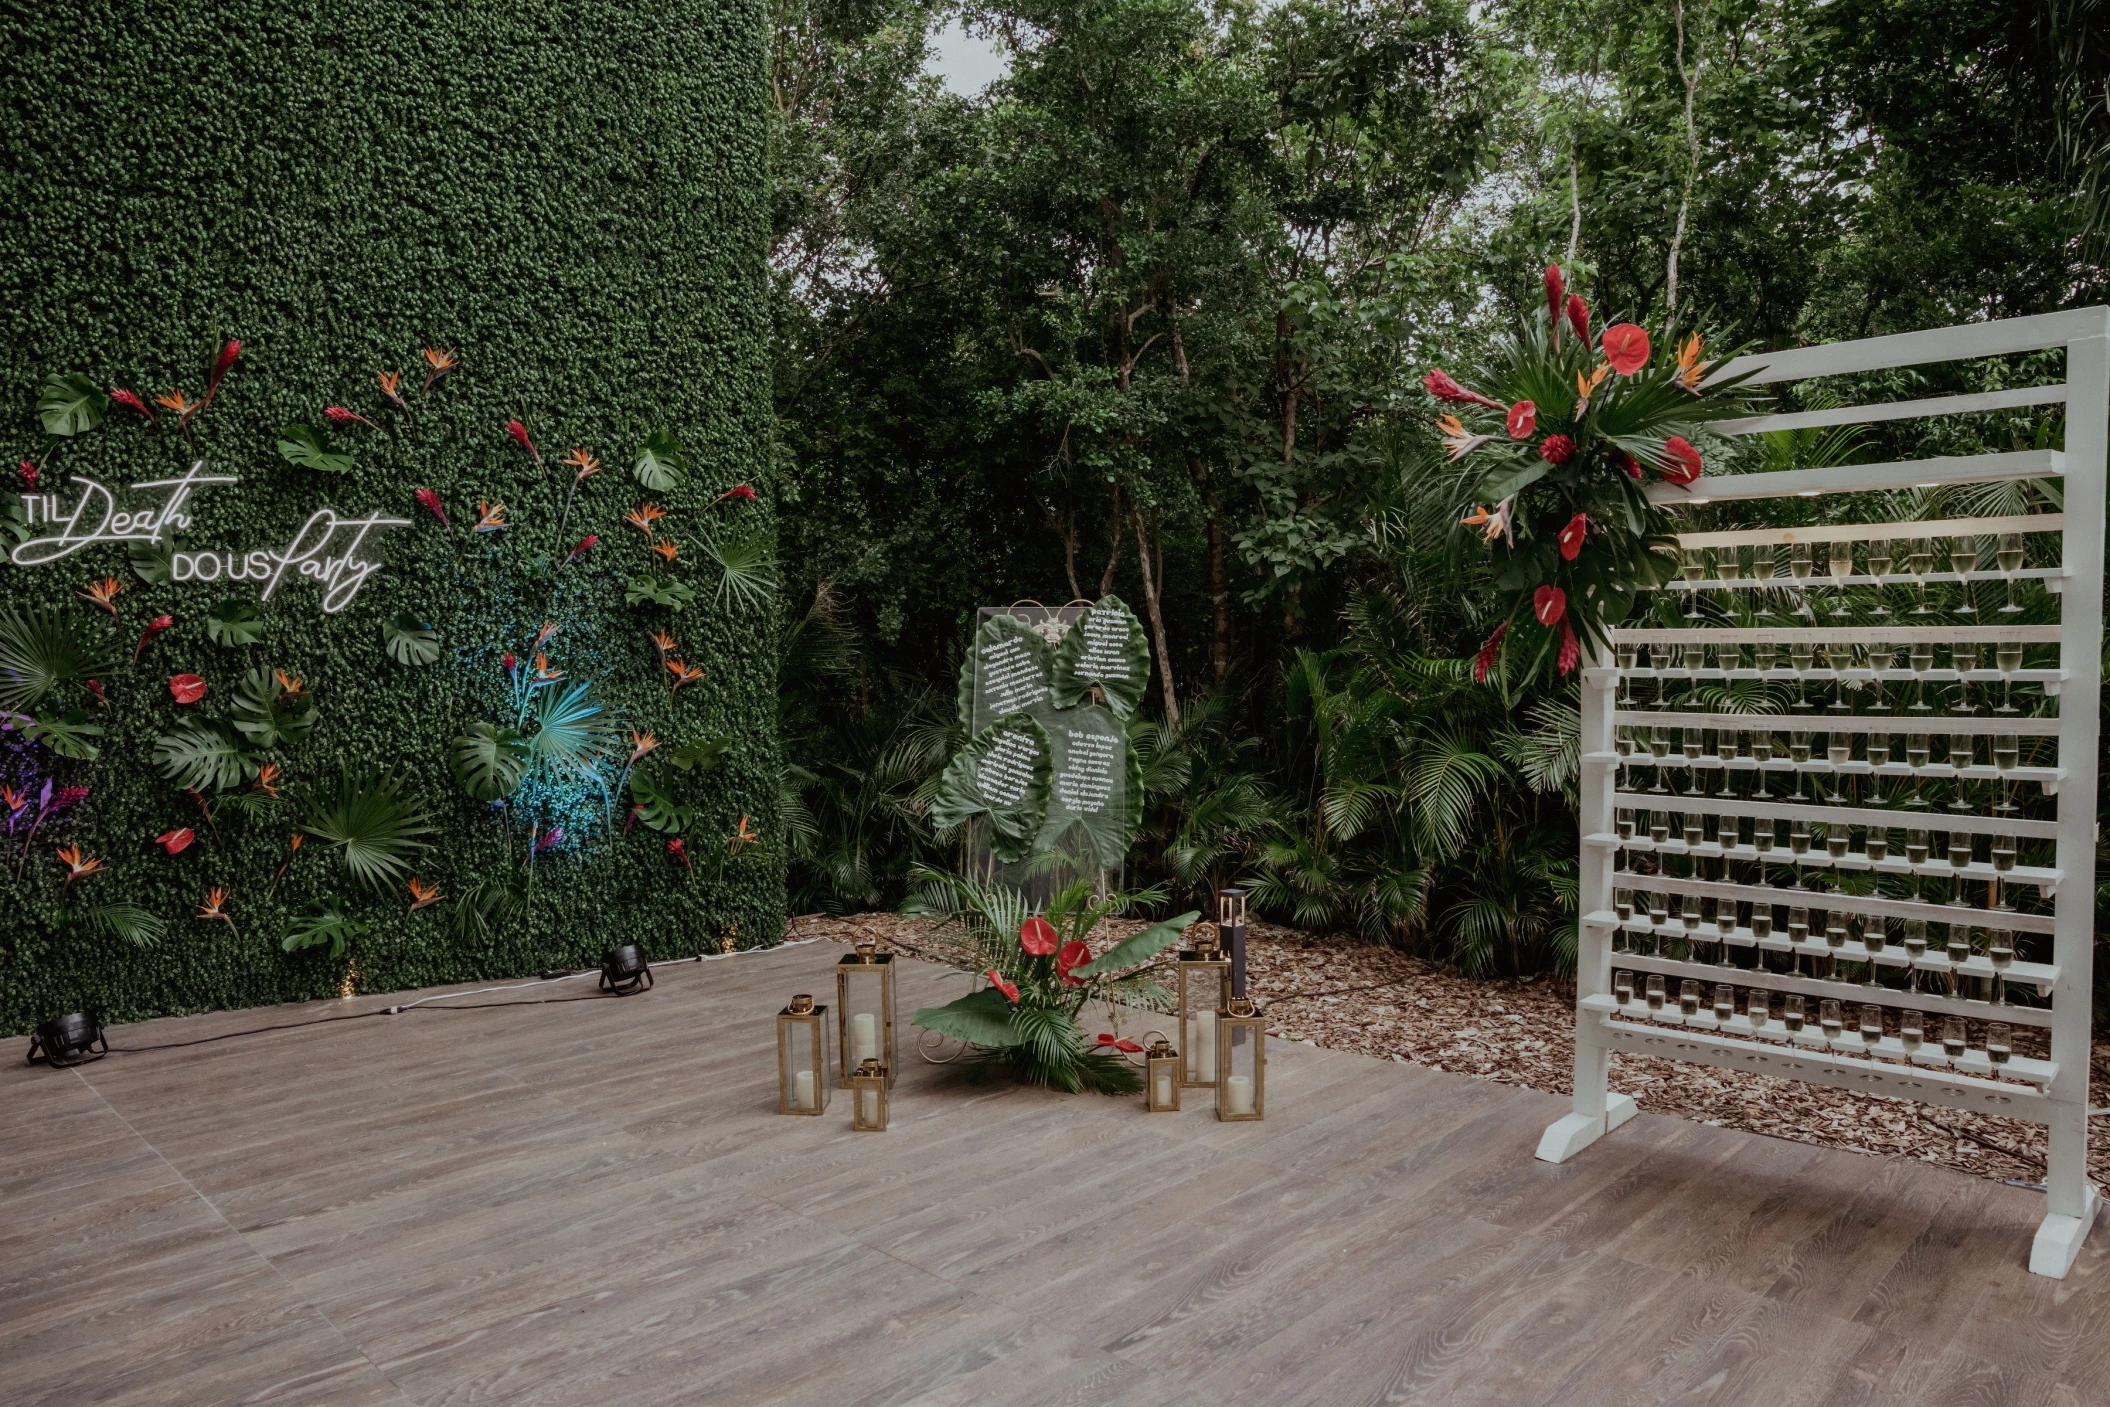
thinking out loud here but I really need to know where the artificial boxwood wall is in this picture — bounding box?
[0,0,779,1033]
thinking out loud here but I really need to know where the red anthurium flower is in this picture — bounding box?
[1661,436,1703,486]
[1538,434,1574,466]
[1114,1038,1143,1054]
[1095,1031,1119,1045]
[1565,294,1589,346]
[1533,584,1567,628]
[415,487,448,530]
[1558,513,1588,562]
[1423,369,1505,412]
[506,418,541,465]
[1558,618,1581,675]
[987,968,1021,1003]
[169,674,207,704]
[1505,401,1536,440]
[134,614,174,662]
[1601,323,1650,376]
[1056,939,1091,986]
[110,388,154,421]
[1020,916,1060,956]
[1473,619,1510,684]
[154,827,195,856]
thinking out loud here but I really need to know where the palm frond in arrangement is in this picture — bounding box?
[525,681,620,778]
[301,769,435,890]
[0,608,114,711]
[76,902,167,947]
[701,527,780,611]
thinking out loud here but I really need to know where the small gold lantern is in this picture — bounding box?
[777,993,830,1116]
[1214,996,1266,1122]
[1145,1039,1180,1111]
[836,939,896,1088]
[850,1057,889,1131]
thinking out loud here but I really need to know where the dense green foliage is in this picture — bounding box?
[771,0,2109,982]
[0,0,776,1033]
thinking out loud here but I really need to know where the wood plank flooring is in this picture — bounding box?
[3,938,2105,1406]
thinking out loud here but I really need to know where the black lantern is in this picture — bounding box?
[600,945,653,995]
[27,1012,106,1067]
[1218,887,1249,998]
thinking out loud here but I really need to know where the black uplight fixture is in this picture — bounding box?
[599,945,653,996]
[27,1012,107,1067]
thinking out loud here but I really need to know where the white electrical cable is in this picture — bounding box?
[385,935,825,1013]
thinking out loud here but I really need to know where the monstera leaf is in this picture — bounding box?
[910,986,1025,1048]
[625,575,696,611]
[957,612,1056,732]
[231,667,318,747]
[38,373,107,437]
[205,597,265,646]
[450,722,532,802]
[128,536,179,585]
[152,717,251,790]
[627,771,694,833]
[381,613,441,666]
[668,736,730,772]
[276,424,355,474]
[24,706,105,760]
[1069,910,1200,979]
[633,429,687,490]
[281,897,369,958]
[1048,595,1150,718]
[1034,703,1141,870]
[930,713,1052,864]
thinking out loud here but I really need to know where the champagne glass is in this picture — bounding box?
[1866,824,1890,862]
[1650,725,1673,794]
[1826,820,1850,861]
[1867,731,1892,808]
[1899,1009,1924,1055]
[1905,736,1930,809]
[1827,641,1855,712]
[1996,531,2025,614]
[1947,829,1973,871]
[1750,902,1773,940]
[1614,886,1635,923]
[1949,535,1977,614]
[1682,893,1704,936]
[1991,834,2016,873]
[1901,917,1926,993]
[1789,541,1815,617]
[1945,923,1972,997]
[1859,1003,1885,1055]
[1824,909,1850,979]
[1714,982,1737,1023]
[1753,639,1776,674]
[1989,930,2014,1005]
[1753,543,1777,616]
[1681,549,1706,618]
[1941,1013,1966,1059]
[1784,994,1806,1033]
[1987,1021,2012,1078]
[1862,915,1887,979]
[1908,637,1934,710]
[1789,818,1812,857]
[1649,809,1670,844]
[1617,808,1635,842]
[1907,536,1935,613]
[1679,978,1701,1017]
[1790,640,1815,707]
[1953,637,1978,714]
[1613,969,1635,1008]
[1993,735,2019,823]
[1616,641,1638,705]
[1995,639,2022,714]
[1828,540,1854,616]
[1819,998,1844,1040]
[1867,538,1893,614]
[1645,973,1667,1012]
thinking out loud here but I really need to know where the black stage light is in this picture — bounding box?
[27,1012,107,1067]
[599,945,653,995]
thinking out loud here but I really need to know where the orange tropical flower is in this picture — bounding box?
[562,448,602,482]
[1573,363,1611,419]
[274,670,306,697]
[473,499,508,533]
[289,833,304,854]
[155,389,199,426]
[377,370,410,414]
[1436,413,1494,462]
[1673,333,1709,393]
[666,658,705,691]
[407,877,445,912]
[78,576,123,616]
[422,346,458,389]
[1459,502,1510,545]
[626,503,666,538]
[197,887,236,932]
[532,652,565,685]
[253,762,283,798]
[650,538,679,564]
[56,844,102,889]
[647,629,676,663]
[726,815,758,852]
[534,620,559,650]
[628,730,660,766]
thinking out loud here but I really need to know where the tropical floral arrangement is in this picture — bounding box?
[904,868,1197,1093]
[1428,264,1757,678]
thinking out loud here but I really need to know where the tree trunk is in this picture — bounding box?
[1096,482,1124,597]
[1194,468,1230,683]
[1132,507,1179,729]
[1666,0,1704,332]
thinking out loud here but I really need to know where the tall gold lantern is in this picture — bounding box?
[1176,931,1230,1089]
[1214,996,1266,1122]
[836,939,896,1088]
[776,994,830,1115]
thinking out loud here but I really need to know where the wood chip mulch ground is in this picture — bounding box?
[789,910,2110,1192]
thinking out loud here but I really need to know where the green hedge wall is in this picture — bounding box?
[0,0,779,1034]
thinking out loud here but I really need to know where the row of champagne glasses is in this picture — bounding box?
[1675,532,2032,618]
[1616,811,2024,870]
[1616,638,2036,712]
[1609,973,2019,1076]
[1616,727,2032,770]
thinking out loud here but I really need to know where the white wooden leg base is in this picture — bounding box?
[2028,1185,2101,1279]
[1535,1094,1638,1164]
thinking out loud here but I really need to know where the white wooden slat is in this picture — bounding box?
[1709,307,2110,386]
[1647,450,2063,505]
[1609,624,2063,644]
[1580,915,2061,988]
[1717,384,2068,436]
[1600,837,2060,892]
[1670,567,2066,590]
[1603,791,2059,838]
[1673,513,2063,549]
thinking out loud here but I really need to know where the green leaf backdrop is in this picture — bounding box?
[0,0,778,1033]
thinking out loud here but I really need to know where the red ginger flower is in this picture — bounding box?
[506,419,540,465]
[1533,585,1567,627]
[563,534,598,566]
[1558,618,1581,676]
[1423,368,1505,411]
[1558,513,1588,562]
[986,968,1021,1003]
[1505,401,1536,439]
[110,389,153,421]
[203,339,241,408]
[18,460,36,487]
[1565,294,1589,346]
[1473,619,1510,684]
[134,614,174,661]
[324,405,375,430]
[1538,434,1574,466]
[1615,450,1643,481]
[415,487,449,530]
[1660,436,1703,486]
[1020,916,1059,956]
[667,837,691,873]
[154,827,195,856]
[1544,264,1565,333]
[712,483,759,506]
[1601,323,1651,376]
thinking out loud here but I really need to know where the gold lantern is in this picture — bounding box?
[1145,1038,1180,1112]
[1214,996,1266,1122]
[836,939,896,1088]
[1176,930,1231,1089]
[777,993,830,1116]
[850,1057,889,1131]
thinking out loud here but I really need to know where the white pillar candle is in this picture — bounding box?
[1194,1011,1216,1082]
[1152,1070,1172,1107]
[793,1069,814,1110]
[859,1088,879,1125]
[852,1012,878,1063]
[1225,1073,1255,1115]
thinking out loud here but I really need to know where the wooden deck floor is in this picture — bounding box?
[5,939,2108,1407]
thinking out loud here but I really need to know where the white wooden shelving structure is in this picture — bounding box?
[1537,307,2107,1279]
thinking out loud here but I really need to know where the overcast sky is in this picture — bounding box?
[926,19,1010,95]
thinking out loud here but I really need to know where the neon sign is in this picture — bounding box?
[11,461,409,613]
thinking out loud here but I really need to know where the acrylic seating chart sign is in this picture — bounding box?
[1538,307,2106,1281]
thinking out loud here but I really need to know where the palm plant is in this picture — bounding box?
[302,768,435,889]
[0,607,114,713]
